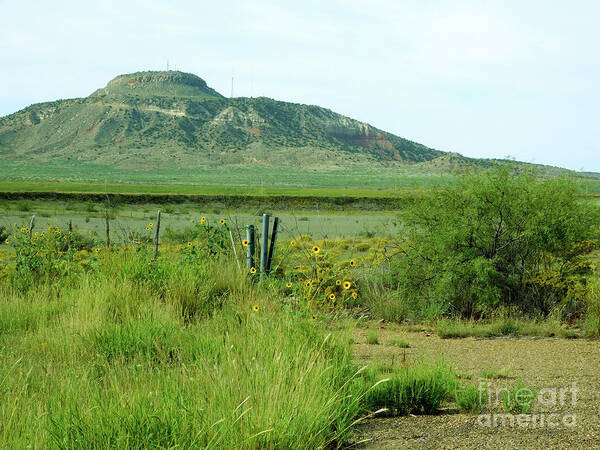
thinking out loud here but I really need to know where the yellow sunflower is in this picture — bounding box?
[329,293,336,300]
[290,239,297,246]
[187,242,193,247]
[4,239,9,245]
[200,216,206,223]
[305,280,313,288]
[336,279,341,286]
[343,281,351,290]
[250,267,257,274]
[312,246,320,254]
[349,259,356,267]
[311,314,317,320]
[252,304,260,312]
[286,282,293,288]
[351,291,358,299]
[242,239,249,247]
[219,218,226,225]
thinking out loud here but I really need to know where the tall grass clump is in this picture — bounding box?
[362,364,457,416]
[0,239,376,448]
[455,383,487,413]
[502,379,536,414]
[584,277,600,337]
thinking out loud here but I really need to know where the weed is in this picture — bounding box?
[389,338,410,348]
[480,368,510,379]
[363,364,457,415]
[366,331,379,345]
[502,379,536,414]
[455,383,487,414]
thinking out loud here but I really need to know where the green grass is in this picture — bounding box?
[362,364,458,415]
[0,261,367,448]
[0,232,466,448]
[502,380,536,414]
[0,162,455,193]
[434,317,583,339]
[388,338,411,348]
[455,383,487,414]
[0,198,401,242]
[480,368,511,379]
[366,330,379,345]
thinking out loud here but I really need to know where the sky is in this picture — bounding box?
[1,0,599,171]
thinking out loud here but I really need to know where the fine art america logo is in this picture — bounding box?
[476,382,578,428]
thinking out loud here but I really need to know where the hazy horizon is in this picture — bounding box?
[2,0,598,172]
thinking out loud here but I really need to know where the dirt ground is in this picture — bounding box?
[349,325,600,449]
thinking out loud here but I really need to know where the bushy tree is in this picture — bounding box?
[395,168,599,318]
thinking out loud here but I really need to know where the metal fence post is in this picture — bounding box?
[266,217,279,275]
[260,214,270,276]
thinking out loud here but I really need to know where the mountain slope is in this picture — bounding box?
[0,71,443,169]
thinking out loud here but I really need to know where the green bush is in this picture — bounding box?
[394,168,599,318]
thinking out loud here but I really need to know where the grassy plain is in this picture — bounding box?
[0,198,400,245]
[0,162,456,193]
[1,168,600,447]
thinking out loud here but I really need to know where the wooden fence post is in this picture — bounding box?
[154,210,161,260]
[105,211,110,248]
[260,214,270,277]
[246,225,255,272]
[29,215,35,241]
[266,217,279,275]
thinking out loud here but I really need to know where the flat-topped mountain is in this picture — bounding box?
[0,71,593,179]
[0,71,445,169]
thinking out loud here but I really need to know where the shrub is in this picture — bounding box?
[7,225,88,291]
[394,168,599,318]
[0,226,8,242]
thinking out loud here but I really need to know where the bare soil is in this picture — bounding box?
[350,325,600,449]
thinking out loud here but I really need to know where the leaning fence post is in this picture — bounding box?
[266,217,279,275]
[229,229,241,269]
[154,210,161,260]
[68,220,73,234]
[29,215,35,241]
[246,225,255,272]
[105,211,111,248]
[260,214,270,277]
